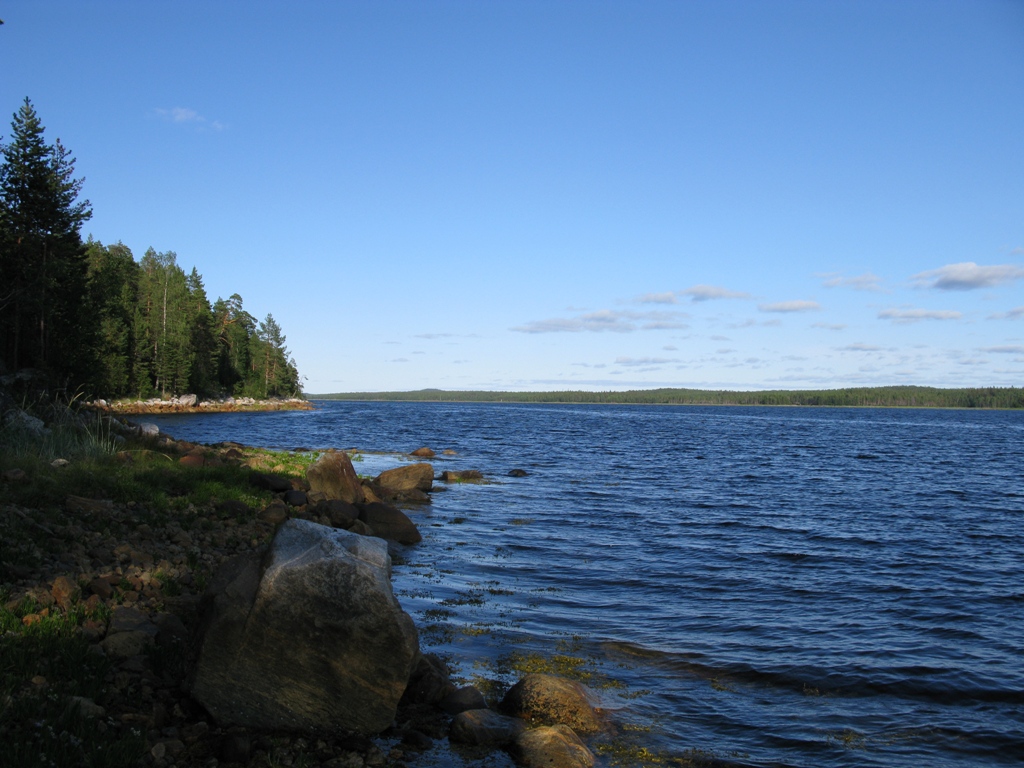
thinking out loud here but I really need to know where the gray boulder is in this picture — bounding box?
[190,519,419,735]
[307,451,365,504]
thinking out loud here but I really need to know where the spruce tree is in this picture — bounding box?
[0,98,93,385]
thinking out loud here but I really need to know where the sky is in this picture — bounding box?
[2,1,1023,393]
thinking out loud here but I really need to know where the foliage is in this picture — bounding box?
[0,98,303,400]
[316,385,1024,409]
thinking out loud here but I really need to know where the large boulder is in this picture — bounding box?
[307,451,365,504]
[500,674,602,733]
[190,520,419,735]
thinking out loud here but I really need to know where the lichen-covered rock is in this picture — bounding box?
[190,520,418,735]
[306,451,365,504]
[510,724,595,768]
[500,674,601,733]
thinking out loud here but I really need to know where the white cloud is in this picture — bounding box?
[820,272,884,291]
[982,345,1024,354]
[878,308,962,324]
[153,106,226,130]
[988,306,1024,320]
[839,343,883,351]
[511,309,687,334]
[912,261,1024,290]
[813,322,846,331]
[758,300,821,313]
[635,292,678,304]
[614,356,678,367]
[679,284,752,302]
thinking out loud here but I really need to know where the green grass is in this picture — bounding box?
[0,598,147,767]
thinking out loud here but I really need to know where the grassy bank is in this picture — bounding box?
[0,405,320,767]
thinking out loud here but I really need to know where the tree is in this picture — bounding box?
[250,313,300,398]
[185,268,218,396]
[85,239,139,396]
[0,97,93,385]
[213,293,255,395]
[136,249,192,396]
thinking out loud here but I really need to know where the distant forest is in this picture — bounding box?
[316,386,1024,409]
[0,98,302,400]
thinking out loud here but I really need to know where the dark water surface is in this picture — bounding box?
[143,402,1024,767]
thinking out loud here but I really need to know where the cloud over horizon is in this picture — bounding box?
[511,309,689,334]
[878,308,962,324]
[680,284,753,302]
[758,300,822,313]
[820,272,885,292]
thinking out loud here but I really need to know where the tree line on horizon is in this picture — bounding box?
[315,385,1024,409]
[0,98,302,401]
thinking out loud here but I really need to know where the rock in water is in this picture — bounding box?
[190,519,419,735]
[500,674,602,733]
[375,463,433,495]
[306,450,365,504]
[510,725,595,768]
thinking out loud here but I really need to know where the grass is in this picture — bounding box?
[0,597,147,767]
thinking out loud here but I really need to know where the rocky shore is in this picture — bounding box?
[89,396,314,415]
[0,418,615,768]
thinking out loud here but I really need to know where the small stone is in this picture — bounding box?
[88,577,114,599]
[259,500,289,525]
[51,575,80,609]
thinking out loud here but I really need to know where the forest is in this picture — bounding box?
[316,386,1024,409]
[0,98,302,401]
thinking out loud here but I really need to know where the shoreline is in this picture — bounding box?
[1,413,657,768]
[90,397,314,415]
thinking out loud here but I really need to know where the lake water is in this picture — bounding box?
[141,401,1024,768]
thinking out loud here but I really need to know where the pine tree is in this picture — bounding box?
[0,97,93,385]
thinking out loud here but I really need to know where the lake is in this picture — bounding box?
[140,401,1024,768]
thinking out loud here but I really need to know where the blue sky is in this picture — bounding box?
[3,1,1022,393]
